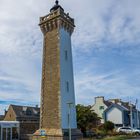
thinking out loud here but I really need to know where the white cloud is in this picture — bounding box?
[0,104,8,115]
[70,0,140,54]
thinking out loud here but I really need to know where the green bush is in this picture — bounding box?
[103,121,114,132]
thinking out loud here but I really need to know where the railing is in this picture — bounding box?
[40,8,74,24]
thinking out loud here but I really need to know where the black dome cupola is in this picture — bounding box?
[50,0,64,12]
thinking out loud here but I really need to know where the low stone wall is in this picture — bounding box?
[20,122,39,140]
[20,134,32,140]
[20,122,39,134]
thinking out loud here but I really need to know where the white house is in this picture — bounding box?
[92,96,140,128]
[91,96,111,123]
[104,103,130,127]
[104,100,140,128]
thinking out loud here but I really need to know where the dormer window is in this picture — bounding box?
[26,110,32,116]
[22,107,27,112]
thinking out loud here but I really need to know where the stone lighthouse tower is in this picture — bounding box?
[33,1,82,140]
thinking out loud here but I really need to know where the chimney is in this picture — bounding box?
[95,96,104,103]
[118,102,122,105]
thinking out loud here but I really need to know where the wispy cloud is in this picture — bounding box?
[75,67,140,105]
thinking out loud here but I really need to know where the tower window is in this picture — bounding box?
[65,50,68,60]
[66,81,69,92]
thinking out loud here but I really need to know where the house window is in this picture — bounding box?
[65,50,68,60]
[66,81,69,92]
[99,106,104,110]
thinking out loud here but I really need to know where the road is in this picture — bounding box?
[127,137,140,140]
[82,136,140,140]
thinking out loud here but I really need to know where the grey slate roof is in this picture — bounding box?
[10,104,40,118]
[104,101,112,107]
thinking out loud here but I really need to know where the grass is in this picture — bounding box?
[101,135,133,140]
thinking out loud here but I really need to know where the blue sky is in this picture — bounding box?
[0,0,140,114]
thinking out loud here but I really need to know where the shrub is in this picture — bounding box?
[103,121,114,132]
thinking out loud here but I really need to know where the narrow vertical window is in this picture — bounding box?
[65,50,68,60]
[66,81,69,92]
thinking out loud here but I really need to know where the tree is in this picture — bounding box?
[76,104,100,135]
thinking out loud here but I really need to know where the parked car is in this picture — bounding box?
[116,127,140,135]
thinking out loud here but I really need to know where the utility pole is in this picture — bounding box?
[67,102,73,140]
[130,102,133,128]
[136,99,139,128]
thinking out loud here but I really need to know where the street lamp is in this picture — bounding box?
[67,102,73,140]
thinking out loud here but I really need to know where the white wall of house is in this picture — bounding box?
[106,107,123,124]
[92,97,108,123]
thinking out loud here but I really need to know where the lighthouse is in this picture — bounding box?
[32,1,82,139]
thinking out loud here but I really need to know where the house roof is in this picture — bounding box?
[10,104,40,118]
[104,101,112,107]
[108,98,137,111]
[121,102,137,111]
[104,103,129,113]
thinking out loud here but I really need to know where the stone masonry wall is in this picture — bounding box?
[40,28,61,129]
[4,105,16,121]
